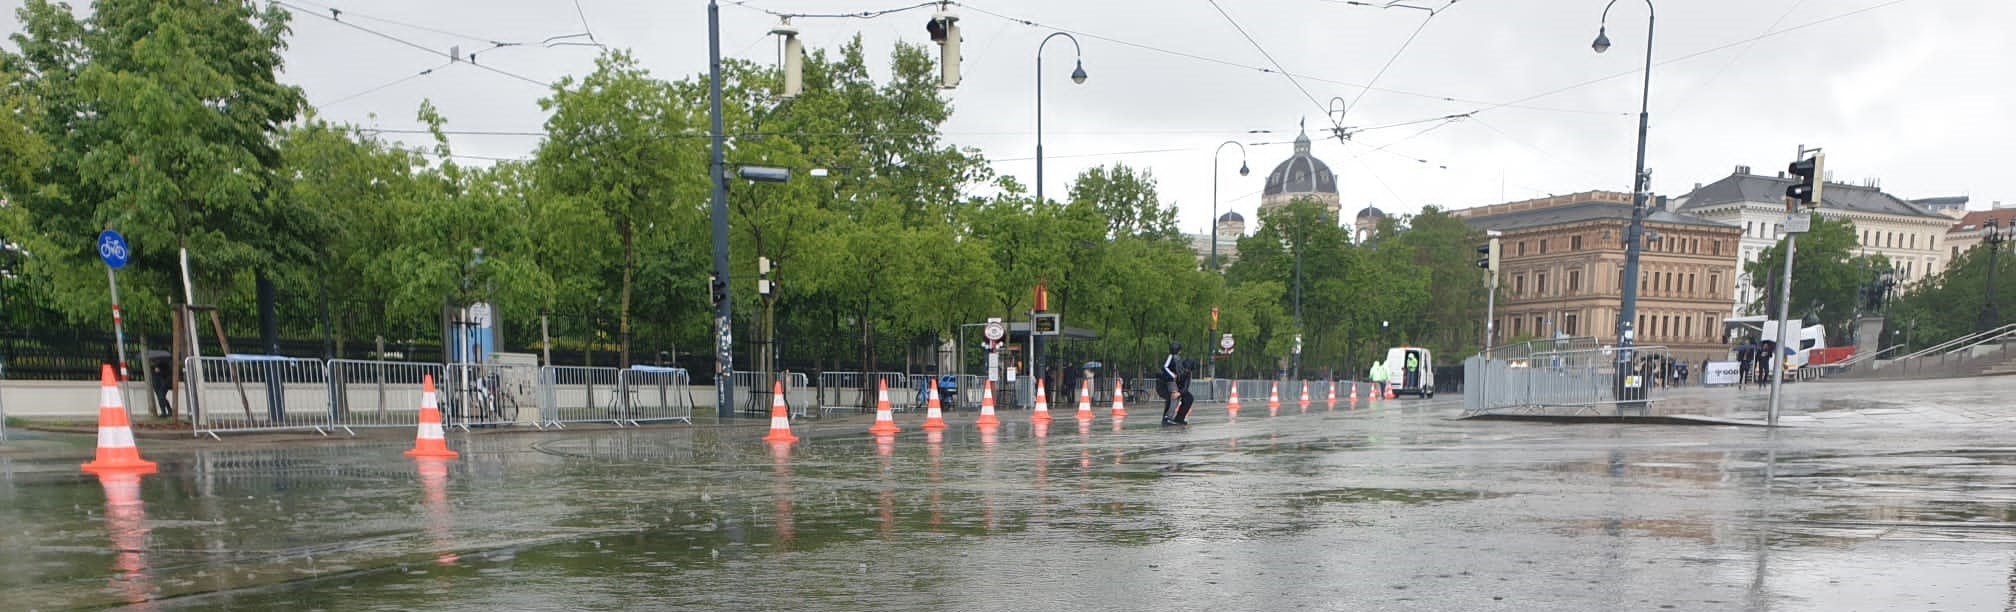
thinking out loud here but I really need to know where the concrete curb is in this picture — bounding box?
[1455,413,1771,427]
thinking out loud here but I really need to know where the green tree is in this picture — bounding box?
[4,0,306,331]
[1745,213,1878,343]
[1891,240,2012,348]
[1388,206,1485,356]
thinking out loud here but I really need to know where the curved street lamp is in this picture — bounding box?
[1979,219,2006,332]
[1593,0,1656,407]
[1034,32,1086,205]
[1211,140,1249,272]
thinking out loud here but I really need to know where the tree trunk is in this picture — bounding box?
[618,218,634,368]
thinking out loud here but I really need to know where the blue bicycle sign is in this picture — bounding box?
[97,230,129,270]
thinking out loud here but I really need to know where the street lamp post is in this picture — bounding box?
[1593,0,1655,407]
[1033,32,1087,205]
[1210,141,1249,272]
[1979,219,2005,332]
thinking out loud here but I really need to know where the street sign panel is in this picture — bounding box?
[1032,313,1060,335]
[1219,334,1235,352]
[984,318,1005,341]
[97,230,129,270]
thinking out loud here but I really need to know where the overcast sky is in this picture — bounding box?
[10,0,2010,235]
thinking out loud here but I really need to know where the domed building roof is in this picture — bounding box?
[1356,206,1386,220]
[1217,211,1244,223]
[1263,124,1337,197]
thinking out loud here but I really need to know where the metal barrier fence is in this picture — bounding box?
[442,363,539,430]
[540,366,623,428]
[327,359,445,433]
[1463,345,1670,416]
[815,372,914,413]
[187,356,335,438]
[617,366,694,424]
[729,371,809,417]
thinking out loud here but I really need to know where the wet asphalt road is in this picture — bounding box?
[2,377,2014,611]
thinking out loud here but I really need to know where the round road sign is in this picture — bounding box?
[1219,334,1235,351]
[984,321,1006,341]
[97,230,129,270]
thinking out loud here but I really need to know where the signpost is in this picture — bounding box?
[98,230,134,418]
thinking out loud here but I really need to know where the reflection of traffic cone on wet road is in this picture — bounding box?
[922,381,948,431]
[1075,380,1094,420]
[83,365,157,475]
[975,380,1001,426]
[1299,381,1311,411]
[97,471,157,604]
[1227,384,1241,414]
[1110,378,1128,417]
[869,379,901,435]
[1267,381,1281,416]
[770,441,795,550]
[403,374,460,460]
[1031,379,1052,422]
[762,381,799,443]
[416,458,459,565]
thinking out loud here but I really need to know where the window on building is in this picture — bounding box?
[1910,234,1916,249]
[1862,230,1868,245]
[1518,241,1527,256]
[1568,269,1582,293]
[1691,238,1699,254]
[1539,239,1548,254]
[1954,246,1961,259]
[1709,274,1719,297]
[1712,240,1722,256]
[1535,316,1546,335]
[1688,273,1696,294]
[1931,235,1937,250]
[1564,314,1578,336]
[1512,317,1522,336]
[1638,314,1646,335]
[1685,316,1693,339]
[1571,235,1583,251]
[1514,275,1526,296]
[1709,315,1720,340]
[1537,273,1548,295]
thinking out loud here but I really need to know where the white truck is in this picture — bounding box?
[1722,316,1827,368]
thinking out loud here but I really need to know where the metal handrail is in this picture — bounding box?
[1887,323,2016,364]
[1831,342,1907,370]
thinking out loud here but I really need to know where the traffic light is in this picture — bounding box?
[926,4,960,89]
[1474,237,1500,272]
[770,19,803,99]
[1785,153,1825,207]
[709,274,728,306]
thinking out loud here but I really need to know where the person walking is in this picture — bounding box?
[1170,357,1198,425]
[1158,342,1185,425]
[1367,360,1389,395]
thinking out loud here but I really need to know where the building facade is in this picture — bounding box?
[1188,211,1248,267]
[1459,191,1743,363]
[1258,123,1340,221]
[1672,166,1957,316]
[1944,204,2016,263]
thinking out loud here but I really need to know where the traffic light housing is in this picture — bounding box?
[926,4,961,89]
[709,274,728,306]
[1786,153,1825,207]
[1474,237,1500,272]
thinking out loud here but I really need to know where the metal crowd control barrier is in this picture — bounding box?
[1463,345,1670,416]
[327,359,445,434]
[729,371,809,417]
[818,372,899,413]
[441,363,538,430]
[540,366,622,428]
[617,366,694,425]
[187,355,334,439]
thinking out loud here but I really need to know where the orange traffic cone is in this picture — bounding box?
[1031,379,1052,422]
[976,380,1001,426]
[1110,378,1128,417]
[1384,381,1397,400]
[1227,384,1242,414]
[404,374,460,459]
[762,380,799,443]
[1327,381,1337,410]
[1299,381,1311,411]
[82,364,156,474]
[1075,380,1095,420]
[1267,381,1281,412]
[869,379,901,435]
[922,380,948,431]
[1350,380,1360,404]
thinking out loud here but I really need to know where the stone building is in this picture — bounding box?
[1944,204,2016,263]
[1672,166,1957,315]
[1458,191,1743,362]
[1258,123,1340,221]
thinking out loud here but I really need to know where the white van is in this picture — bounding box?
[1382,347,1435,398]
[1723,317,1827,368]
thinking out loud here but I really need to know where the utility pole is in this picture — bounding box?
[1769,146,1823,426]
[707,0,734,418]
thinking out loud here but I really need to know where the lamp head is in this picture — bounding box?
[1238,162,1250,176]
[1070,60,1087,84]
[1591,26,1612,53]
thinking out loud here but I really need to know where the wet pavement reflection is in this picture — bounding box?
[0,376,2013,609]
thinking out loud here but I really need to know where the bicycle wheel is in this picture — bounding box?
[497,393,520,424]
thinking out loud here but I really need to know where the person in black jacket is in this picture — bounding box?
[1158,342,1185,425]
[1171,357,1198,425]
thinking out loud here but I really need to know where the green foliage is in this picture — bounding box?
[1744,213,1880,343]
[1891,241,2013,347]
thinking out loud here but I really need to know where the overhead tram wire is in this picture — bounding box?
[1345,0,1454,112]
[317,61,453,108]
[1207,0,1330,117]
[284,0,515,46]
[276,1,551,88]
[727,1,943,20]
[956,4,1619,117]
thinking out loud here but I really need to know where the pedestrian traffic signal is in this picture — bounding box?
[926,5,960,89]
[1474,237,1500,272]
[1785,153,1825,207]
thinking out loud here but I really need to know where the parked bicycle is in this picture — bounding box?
[447,370,521,427]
